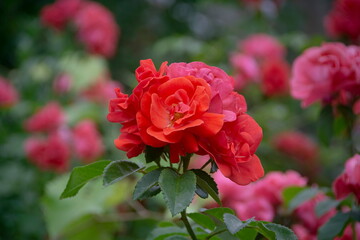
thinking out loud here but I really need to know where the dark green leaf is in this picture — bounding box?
[317,105,334,146]
[195,185,208,199]
[187,212,215,230]
[264,223,298,240]
[318,212,351,240]
[315,199,339,217]
[158,169,196,216]
[164,236,189,240]
[103,160,143,186]
[145,146,164,164]
[60,160,111,199]
[235,227,258,240]
[133,168,163,200]
[248,221,276,240]
[192,169,221,205]
[210,160,218,173]
[224,213,254,235]
[202,207,235,221]
[288,187,319,212]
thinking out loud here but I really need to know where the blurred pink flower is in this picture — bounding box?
[325,0,360,43]
[273,131,319,163]
[82,75,122,104]
[260,59,289,96]
[230,53,260,90]
[24,102,65,132]
[335,223,360,240]
[0,76,18,107]
[53,73,72,94]
[25,132,70,173]
[40,0,83,30]
[73,120,104,163]
[333,154,360,203]
[239,34,285,61]
[290,43,359,107]
[74,2,119,58]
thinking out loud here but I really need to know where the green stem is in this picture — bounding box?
[204,229,227,240]
[181,155,191,173]
[181,210,197,240]
[200,159,211,170]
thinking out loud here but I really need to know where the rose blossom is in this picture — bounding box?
[291,43,359,107]
[325,0,360,43]
[0,77,18,107]
[73,120,104,163]
[230,53,260,90]
[82,75,123,104]
[260,59,289,96]
[74,2,119,58]
[40,0,83,30]
[239,34,285,61]
[24,102,65,132]
[333,154,360,203]
[273,131,319,163]
[25,132,70,172]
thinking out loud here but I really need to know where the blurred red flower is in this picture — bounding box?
[0,76,18,107]
[260,59,289,97]
[24,102,65,132]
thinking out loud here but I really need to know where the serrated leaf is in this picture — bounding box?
[317,105,334,146]
[145,146,164,164]
[318,212,351,240]
[264,223,298,240]
[187,212,216,230]
[288,187,319,212]
[60,160,111,199]
[195,185,208,199]
[315,199,339,217]
[202,207,235,221]
[147,226,187,240]
[224,213,255,235]
[248,222,276,240]
[192,169,221,205]
[133,168,163,200]
[158,169,196,216]
[103,160,143,186]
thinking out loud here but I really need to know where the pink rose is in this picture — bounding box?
[230,53,260,90]
[292,224,317,240]
[74,2,119,57]
[260,59,289,96]
[25,132,70,173]
[73,120,104,163]
[24,102,64,132]
[234,198,274,221]
[291,43,358,107]
[0,77,18,107]
[239,34,285,61]
[53,73,72,94]
[333,154,360,203]
[82,75,123,104]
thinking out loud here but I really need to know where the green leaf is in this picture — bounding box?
[103,160,143,186]
[195,185,208,199]
[224,213,254,235]
[264,223,298,240]
[282,186,305,207]
[210,160,218,173]
[315,199,339,217]
[145,146,164,164]
[147,226,187,240]
[235,227,258,240]
[317,105,334,146]
[187,212,216,230]
[158,169,196,216]
[192,169,221,205]
[60,160,111,199]
[133,168,163,200]
[164,236,189,240]
[248,221,276,240]
[202,207,235,221]
[288,187,319,212]
[318,212,351,240]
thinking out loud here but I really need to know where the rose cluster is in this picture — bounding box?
[24,102,104,172]
[41,0,119,57]
[108,59,264,185]
[230,34,289,96]
[291,42,360,112]
[214,170,307,221]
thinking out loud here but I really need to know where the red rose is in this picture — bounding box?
[0,76,18,107]
[73,120,104,163]
[25,132,70,173]
[74,2,119,57]
[200,114,263,185]
[260,59,289,96]
[24,102,64,132]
